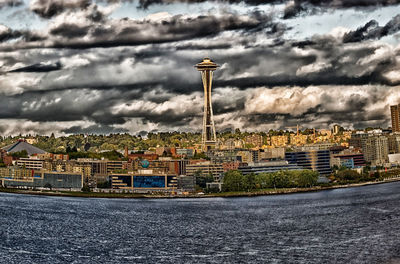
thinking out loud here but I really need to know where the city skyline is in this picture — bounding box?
[0,0,400,136]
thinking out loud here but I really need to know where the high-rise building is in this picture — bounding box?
[362,135,389,166]
[195,58,219,151]
[391,104,400,132]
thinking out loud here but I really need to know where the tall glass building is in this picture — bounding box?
[285,150,331,175]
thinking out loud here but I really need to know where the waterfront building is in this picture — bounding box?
[238,161,303,175]
[195,58,219,151]
[285,150,331,175]
[1,169,83,190]
[331,148,366,168]
[186,161,224,182]
[177,175,195,191]
[388,153,400,164]
[391,104,400,132]
[362,135,389,166]
[110,172,177,191]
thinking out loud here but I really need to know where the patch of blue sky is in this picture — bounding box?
[284,5,400,42]
[0,0,47,30]
[109,1,275,20]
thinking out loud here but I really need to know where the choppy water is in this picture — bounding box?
[1,182,400,263]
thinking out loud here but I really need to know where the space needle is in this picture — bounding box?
[195,58,219,152]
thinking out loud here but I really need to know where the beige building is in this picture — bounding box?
[186,162,224,182]
[261,148,285,160]
[387,134,400,154]
[244,134,263,148]
[16,158,44,170]
[362,135,389,166]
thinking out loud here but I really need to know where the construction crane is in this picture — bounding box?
[286,124,302,136]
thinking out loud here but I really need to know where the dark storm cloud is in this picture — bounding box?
[49,11,273,49]
[0,25,22,42]
[2,10,275,51]
[343,15,400,43]
[62,124,128,134]
[30,0,91,18]
[0,0,23,9]
[8,62,62,72]
[1,1,399,134]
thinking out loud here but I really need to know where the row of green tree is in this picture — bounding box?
[330,166,379,184]
[330,167,400,184]
[222,169,319,192]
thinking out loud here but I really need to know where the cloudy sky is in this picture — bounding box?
[0,0,400,135]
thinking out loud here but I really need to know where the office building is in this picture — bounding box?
[238,161,303,175]
[387,134,400,154]
[349,133,369,149]
[177,175,195,191]
[285,150,331,175]
[16,158,44,170]
[362,135,389,166]
[391,104,400,132]
[186,161,224,182]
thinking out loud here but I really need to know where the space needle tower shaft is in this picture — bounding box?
[195,58,219,152]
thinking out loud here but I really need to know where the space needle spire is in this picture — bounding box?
[195,58,219,152]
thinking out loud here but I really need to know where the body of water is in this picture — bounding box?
[1,182,400,263]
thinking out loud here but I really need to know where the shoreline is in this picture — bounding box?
[1,177,400,199]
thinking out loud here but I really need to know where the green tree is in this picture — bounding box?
[195,171,214,189]
[223,170,246,192]
[294,170,318,187]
